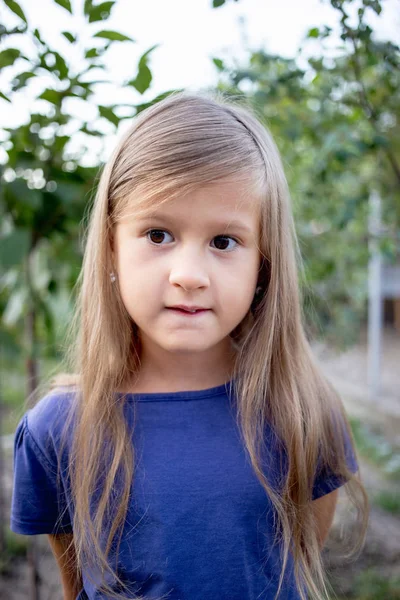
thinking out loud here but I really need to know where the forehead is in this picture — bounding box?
[121,178,262,232]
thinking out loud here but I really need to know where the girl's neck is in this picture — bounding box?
[119,345,237,395]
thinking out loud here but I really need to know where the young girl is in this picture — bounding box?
[10,92,369,600]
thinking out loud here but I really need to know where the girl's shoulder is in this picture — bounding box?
[28,385,77,426]
[18,386,78,462]
[11,388,77,536]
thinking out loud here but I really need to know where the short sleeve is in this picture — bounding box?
[312,413,359,501]
[10,414,73,535]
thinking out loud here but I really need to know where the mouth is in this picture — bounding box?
[166,307,210,315]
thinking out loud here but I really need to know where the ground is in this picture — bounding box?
[314,326,400,597]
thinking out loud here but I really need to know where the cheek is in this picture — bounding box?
[117,251,162,313]
[116,240,145,281]
[228,252,260,293]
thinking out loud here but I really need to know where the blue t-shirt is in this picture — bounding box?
[10,381,358,600]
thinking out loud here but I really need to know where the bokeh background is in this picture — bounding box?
[0,0,399,598]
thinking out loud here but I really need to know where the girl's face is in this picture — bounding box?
[112,178,261,372]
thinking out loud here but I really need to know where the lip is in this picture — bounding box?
[167,305,210,312]
[166,308,210,317]
[165,306,211,315]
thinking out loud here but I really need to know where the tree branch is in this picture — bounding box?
[336,4,400,186]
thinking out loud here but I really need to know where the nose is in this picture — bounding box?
[168,246,210,291]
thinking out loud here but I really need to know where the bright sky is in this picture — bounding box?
[0,0,399,163]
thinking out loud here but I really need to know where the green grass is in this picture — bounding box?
[351,569,400,600]
[334,569,400,599]
[372,490,400,515]
[0,530,28,575]
[330,567,400,600]
[348,416,400,482]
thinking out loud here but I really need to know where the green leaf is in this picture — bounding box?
[4,0,27,23]
[0,48,21,69]
[84,62,106,71]
[54,51,69,79]
[85,47,101,58]
[363,0,382,16]
[12,71,36,91]
[0,91,11,102]
[88,1,115,23]
[38,296,55,346]
[213,0,225,7]
[84,0,93,16]
[54,0,73,13]
[38,89,62,105]
[0,229,30,269]
[33,29,46,45]
[212,57,225,71]
[98,105,120,126]
[129,65,151,94]
[54,135,70,153]
[307,27,320,38]
[127,44,157,94]
[93,30,134,42]
[3,287,28,326]
[62,31,76,43]
[138,44,158,63]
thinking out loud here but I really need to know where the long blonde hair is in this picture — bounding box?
[51,92,368,599]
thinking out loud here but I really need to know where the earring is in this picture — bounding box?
[255,286,262,295]
[110,272,116,283]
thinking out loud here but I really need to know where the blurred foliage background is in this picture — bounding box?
[0,0,399,597]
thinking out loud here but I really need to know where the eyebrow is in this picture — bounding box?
[136,214,254,235]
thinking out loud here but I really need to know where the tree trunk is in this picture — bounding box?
[26,252,40,600]
[0,346,6,557]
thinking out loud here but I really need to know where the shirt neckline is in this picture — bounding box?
[121,380,234,402]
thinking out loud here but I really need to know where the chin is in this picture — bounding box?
[162,342,209,353]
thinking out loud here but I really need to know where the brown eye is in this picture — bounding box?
[146,229,173,244]
[212,236,238,251]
